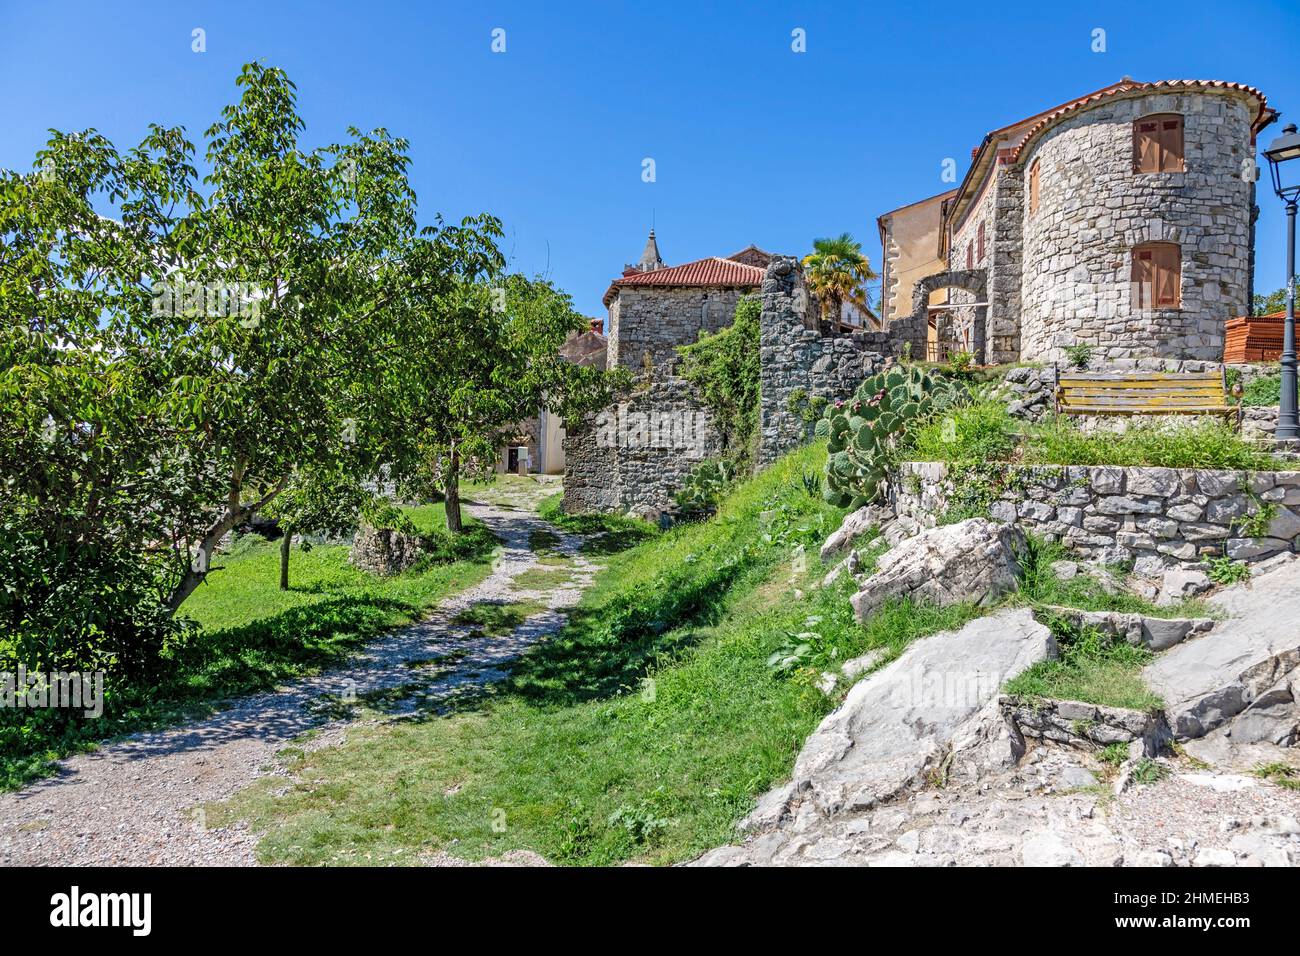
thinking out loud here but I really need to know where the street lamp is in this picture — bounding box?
[1263,122,1300,441]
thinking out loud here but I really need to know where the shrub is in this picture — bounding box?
[1207,554,1250,586]
[1063,343,1093,370]
[673,459,737,513]
[676,296,761,469]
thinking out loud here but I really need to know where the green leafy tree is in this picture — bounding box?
[802,233,876,326]
[1254,278,1298,314]
[1,60,420,668]
[378,242,624,532]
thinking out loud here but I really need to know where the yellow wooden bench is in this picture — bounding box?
[1054,368,1241,424]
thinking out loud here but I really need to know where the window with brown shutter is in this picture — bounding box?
[1029,159,1040,215]
[1131,242,1181,309]
[1133,114,1185,173]
[966,241,973,270]
[977,221,986,262]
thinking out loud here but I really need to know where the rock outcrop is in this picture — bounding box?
[850,518,1026,622]
[1144,556,1300,744]
[742,608,1055,827]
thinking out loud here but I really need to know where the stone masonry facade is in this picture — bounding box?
[887,81,1271,366]
[1018,90,1256,363]
[565,253,912,514]
[893,460,1300,574]
[608,286,751,373]
[758,257,889,466]
[563,376,721,517]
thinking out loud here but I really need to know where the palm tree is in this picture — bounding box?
[802,233,877,328]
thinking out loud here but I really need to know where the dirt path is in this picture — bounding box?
[0,492,599,866]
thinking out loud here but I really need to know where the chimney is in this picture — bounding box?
[589,318,604,334]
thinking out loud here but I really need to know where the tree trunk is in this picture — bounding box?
[444,446,463,533]
[163,467,290,614]
[279,527,292,591]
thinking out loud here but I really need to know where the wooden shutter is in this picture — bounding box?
[1029,160,1040,214]
[1131,243,1180,308]
[1160,116,1184,172]
[966,241,973,270]
[1134,120,1160,172]
[1134,115,1183,173]
[1131,247,1155,308]
[1154,244,1180,306]
[977,222,986,262]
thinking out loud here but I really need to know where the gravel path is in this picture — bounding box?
[0,494,599,866]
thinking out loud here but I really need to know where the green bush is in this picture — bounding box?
[676,296,761,469]
[673,459,737,513]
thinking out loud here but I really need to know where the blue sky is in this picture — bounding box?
[2,0,1297,318]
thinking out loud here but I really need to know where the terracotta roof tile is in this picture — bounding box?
[603,256,765,305]
[1010,79,1272,162]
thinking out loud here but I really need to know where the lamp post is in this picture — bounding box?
[1264,122,1300,440]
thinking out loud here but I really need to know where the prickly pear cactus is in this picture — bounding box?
[818,364,960,508]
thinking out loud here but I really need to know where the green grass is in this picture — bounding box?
[1227,366,1281,407]
[1004,621,1163,712]
[1,503,498,791]
[1015,536,1209,619]
[509,566,574,592]
[1023,417,1280,470]
[451,599,547,637]
[537,493,659,555]
[210,442,985,866]
[910,399,1284,471]
[1253,762,1300,790]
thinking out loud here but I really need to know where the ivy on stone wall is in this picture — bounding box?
[676,296,762,470]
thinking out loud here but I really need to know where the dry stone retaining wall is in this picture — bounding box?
[562,376,721,517]
[893,460,1300,574]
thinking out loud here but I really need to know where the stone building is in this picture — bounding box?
[604,233,773,371]
[564,234,908,514]
[879,78,1277,365]
[497,319,607,476]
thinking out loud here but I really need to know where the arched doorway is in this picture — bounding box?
[910,270,988,364]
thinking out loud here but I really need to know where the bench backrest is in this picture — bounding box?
[1056,369,1231,416]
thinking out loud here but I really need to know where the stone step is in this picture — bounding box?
[1036,605,1214,651]
[1143,556,1300,742]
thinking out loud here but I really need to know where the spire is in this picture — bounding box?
[632,228,665,273]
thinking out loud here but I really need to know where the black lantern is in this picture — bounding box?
[1263,123,1300,440]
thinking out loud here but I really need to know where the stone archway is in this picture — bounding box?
[910,269,988,364]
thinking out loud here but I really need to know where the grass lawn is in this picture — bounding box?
[1004,627,1163,712]
[209,443,984,865]
[1,503,497,790]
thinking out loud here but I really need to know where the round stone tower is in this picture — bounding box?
[1016,83,1268,363]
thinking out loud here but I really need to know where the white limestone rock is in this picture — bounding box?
[851,518,1027,622]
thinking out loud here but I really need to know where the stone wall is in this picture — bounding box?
[608,286,754,372]
[562,376,721,516]
[1018,90,1256,363]
[351,523,425,576]
[893,460,1300,574]
[758,257,888,466]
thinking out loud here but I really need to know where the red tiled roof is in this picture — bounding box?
[1011,79,1272,162]
[603,256,765,305]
